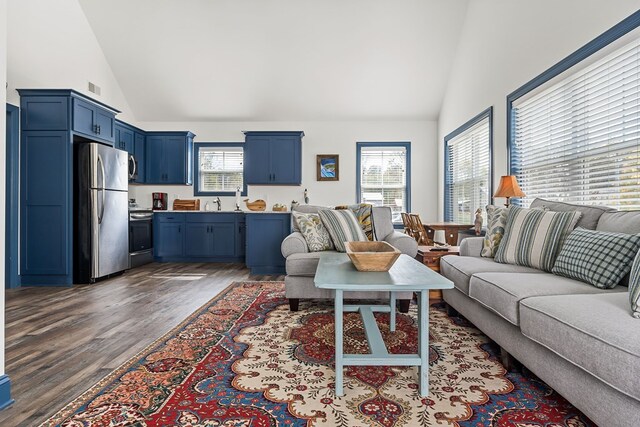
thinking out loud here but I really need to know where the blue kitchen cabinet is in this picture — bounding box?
[243,131,303,185]
[72,97,116,144]
[154,213,244,262]
[212,222,236,257]
[146,132,195,185]
[133,132,146,183]
[154,214,185,258]
[237,218,246,258]
[245,213,291,274]
[17,89,121,286]
[114,121,135,153]
[20,131,71,285]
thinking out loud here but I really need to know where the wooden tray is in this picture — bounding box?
[244,199,267,211]
[173,199,201,210]
[345,241,401,272]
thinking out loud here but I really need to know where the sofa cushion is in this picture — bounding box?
[469,272,626,326]
[371,206,394,240]
[596,210,640,234]
[495,206,581,272]
[552,228,640,289]
[440,255,544,295]
[520,293,640,402]
[481,205,510,258]
[292,212,334,252]
[530,197,612,230]
[318,209,368,252]
[286,252,327,276]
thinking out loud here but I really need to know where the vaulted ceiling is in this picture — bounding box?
[78,0,468,122]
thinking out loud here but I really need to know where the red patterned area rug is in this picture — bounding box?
[42,281,594,427]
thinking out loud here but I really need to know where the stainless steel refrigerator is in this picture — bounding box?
[75,143,129,283]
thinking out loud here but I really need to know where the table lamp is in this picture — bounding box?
[493,175,525,207]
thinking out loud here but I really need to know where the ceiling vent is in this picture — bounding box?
[88,81,101,96]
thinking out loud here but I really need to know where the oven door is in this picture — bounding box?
[129,215,152,253]
[128,154,138,181]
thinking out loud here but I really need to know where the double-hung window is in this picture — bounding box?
[357,142,410,225]
[444,108,492,223]
[509,22,640,209]
[194,143,246,196]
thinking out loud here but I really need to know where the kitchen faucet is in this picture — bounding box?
[215,197,221,211]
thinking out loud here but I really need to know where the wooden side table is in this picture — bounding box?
[425,223,473,246]
[416,245,460,299]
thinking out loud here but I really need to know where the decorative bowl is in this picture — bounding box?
[345,241,401,272]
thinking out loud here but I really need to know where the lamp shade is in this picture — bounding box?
[493,175,525,198]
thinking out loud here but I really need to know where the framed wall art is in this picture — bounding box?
[317,154,339,181]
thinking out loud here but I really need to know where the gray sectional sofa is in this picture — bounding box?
[281,205,418,311]
[441,199,640,427]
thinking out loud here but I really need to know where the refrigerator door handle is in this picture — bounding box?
[97,155,106,224]
[92,190,100,277]
[128,154,137,180]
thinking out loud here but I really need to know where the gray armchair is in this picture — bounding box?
[281,205,418,311]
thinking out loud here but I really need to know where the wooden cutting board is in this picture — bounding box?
[173,199,201,210]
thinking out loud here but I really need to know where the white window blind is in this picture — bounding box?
[445,119,491,223]
[359,146,408,223]
[198,146,243,193]
[512,37,640,209]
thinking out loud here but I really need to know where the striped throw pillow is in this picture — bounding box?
[494,206,581,272]
[629,252,640,318]
[318,209,368,252]
[552,228,640,289]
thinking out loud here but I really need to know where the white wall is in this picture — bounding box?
[130,120,439,221]
[6,0,135,120]
[0,0,7,377]
[438,0,640,219]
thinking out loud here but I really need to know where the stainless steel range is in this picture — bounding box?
[129,208,154,268]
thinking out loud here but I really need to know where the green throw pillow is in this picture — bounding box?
[494,206,581,272]
[292,212,334,252]
[552,228,640,289]
[481,205,510,258]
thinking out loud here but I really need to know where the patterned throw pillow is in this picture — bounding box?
[552,228,640,289]
[629,252,640,318]
[292,212,334,252]
[335,203,375,241]
[494,206,581,272]
[317,209,368,252]
[481,205,510,258]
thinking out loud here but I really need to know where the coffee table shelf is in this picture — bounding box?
[314,253,454,397]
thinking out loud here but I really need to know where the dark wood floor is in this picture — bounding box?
[1,262,283,427]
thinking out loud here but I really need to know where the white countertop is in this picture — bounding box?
[154,210,290,214]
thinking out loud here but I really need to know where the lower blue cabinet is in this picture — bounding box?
[245,213,291,274]
[155,214,185,258]
[154,213,244,262]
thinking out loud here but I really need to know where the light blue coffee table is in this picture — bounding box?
[314,252,454,397]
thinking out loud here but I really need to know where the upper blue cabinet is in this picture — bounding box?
[146,132,195,185]
[243,131,304,185]
[114,120,135,154]
[19,89,119,145]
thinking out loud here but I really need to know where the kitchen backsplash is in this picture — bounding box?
[128,184,312,211]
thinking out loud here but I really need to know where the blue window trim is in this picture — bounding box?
[356,141,411,229]
[193,142,247,197]
[443,107,494,222]
[507,10,640,173]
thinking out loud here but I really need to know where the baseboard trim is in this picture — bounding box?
[0,375,13,410]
